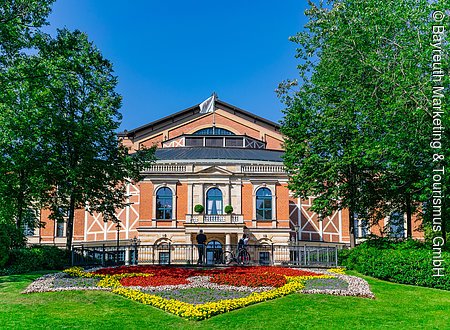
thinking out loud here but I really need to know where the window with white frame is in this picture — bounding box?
[23,208,38,236]
[23,222,35,237]
[156,187,173,219]
[389,211,405,238]
[206,188,223,215]
[256,188,272,220]
[353,213,369,238]
[54,208,68,237]
[56,220,65,237]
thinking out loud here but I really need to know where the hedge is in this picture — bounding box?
[339,239,450,291]
[0,245,70,275]
[0,223,27,267]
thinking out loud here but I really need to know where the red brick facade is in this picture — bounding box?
[31,99,423,247]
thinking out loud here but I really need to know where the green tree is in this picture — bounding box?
[35,29,155,251]
[279,0,449,246]
[0,0,55,232]
[0,0,54,59]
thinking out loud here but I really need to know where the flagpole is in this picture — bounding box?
[199,94,217,134]
[212,92,216,133]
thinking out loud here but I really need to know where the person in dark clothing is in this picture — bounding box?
[237,234,249,263]
[238,234,249,250]
[196,229,207,264]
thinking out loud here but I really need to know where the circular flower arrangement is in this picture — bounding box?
[23,266,374,320]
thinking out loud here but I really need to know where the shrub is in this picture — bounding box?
[5,245,70,274]
[339,239,450,291]
[0,227,10,268]
[224,205,233,214]
[194,204,204,213]
[0,223,28,268]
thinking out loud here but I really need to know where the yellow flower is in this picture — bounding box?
[328,268,346,275]
[110,274,335,321]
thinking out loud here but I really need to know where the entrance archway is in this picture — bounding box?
[206,240,223,265]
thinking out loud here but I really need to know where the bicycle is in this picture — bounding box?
[223,247,250,265]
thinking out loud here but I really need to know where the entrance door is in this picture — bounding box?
[206,240,223,265]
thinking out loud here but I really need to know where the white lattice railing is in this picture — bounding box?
[231,215,242,223]
[186,215,199,223]
[143,165,187,173]
[204,215,226,222]
[186,214,244,224]
[241,165,286,173]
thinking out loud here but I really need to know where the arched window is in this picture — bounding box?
[156,187,172,219]
[206,188,223,215]
[256,188,272,220]
[193,127,235,135]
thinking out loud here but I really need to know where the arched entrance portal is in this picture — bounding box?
[206,240,223,265]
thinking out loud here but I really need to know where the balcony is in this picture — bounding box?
[162,134,266,149]
[186,214,244,224]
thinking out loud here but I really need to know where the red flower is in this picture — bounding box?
[92,265,322,288]
[211,272,286,287]
[120,276,189,287]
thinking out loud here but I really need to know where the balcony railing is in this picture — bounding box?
[241,165,286,173]
[143,164,187,173]
[186,214,244,224]
[141,164,286,174]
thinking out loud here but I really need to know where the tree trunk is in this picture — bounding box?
[349,207,355,248]
[405,194,412,239]
[16,169,26,230]
[348,164,356,248]
[65,193,76,252]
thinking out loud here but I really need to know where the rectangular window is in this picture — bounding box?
[353,214,368,238]
[56,221,65,237]
[205,137,223,147]
[225,137,243,147]
[23,223,35,237]
[23,208,38,236]
[185,137,203,147]
[117,250,125,262]
[389,212,405,238]
[159,252,170,265]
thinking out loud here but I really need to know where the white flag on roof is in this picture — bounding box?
[199,94,216,113]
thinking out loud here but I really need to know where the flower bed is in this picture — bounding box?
[120,275,189,287]
[210,272,286,287]
[303,277,349,290]
[150,287,250,305]
[23,266,375,320]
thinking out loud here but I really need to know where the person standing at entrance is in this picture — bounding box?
[196,230,207,265]
[237,234,249,264]
[238,234,249,250]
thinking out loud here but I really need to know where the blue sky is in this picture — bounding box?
[44,1,309,131]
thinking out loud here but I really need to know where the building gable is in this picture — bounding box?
[119,99,284,151]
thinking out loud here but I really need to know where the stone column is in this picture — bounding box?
[125,247,130,265]
[225,233,231,252]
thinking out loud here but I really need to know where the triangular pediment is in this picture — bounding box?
[118,98,285,152]
[119,99,280,138]
[194,165,234,175]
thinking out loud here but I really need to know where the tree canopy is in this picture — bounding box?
[0,1,155,250]
[279,0,449,246]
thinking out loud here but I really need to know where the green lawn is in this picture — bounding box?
[1,271,449,330]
